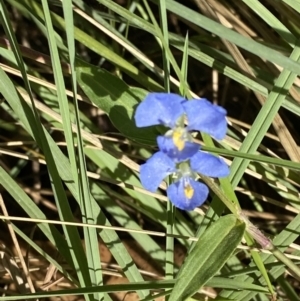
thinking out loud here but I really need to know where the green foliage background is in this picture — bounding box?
[0,0,300,300]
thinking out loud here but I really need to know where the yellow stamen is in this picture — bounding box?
[184,184,194,199]
[172,129,185,151]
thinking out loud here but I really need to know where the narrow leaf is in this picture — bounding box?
[170,215,246,301]
[76,63,158,144]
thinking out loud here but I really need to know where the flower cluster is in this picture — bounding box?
[135,92,229,211]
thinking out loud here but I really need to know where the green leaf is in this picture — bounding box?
[169,215,246,301]
[76,62,158,145]
[154,0,300,74]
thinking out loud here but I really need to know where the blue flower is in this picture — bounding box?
[136,92,229,210]
[135,93,185,128]
[135,93,227,161]
[140,151,229,211]
[182,99,227,140]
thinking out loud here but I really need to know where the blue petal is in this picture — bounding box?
[135,93,185,128]
[183,99,227,140]
[190,151,229,178]
[157,135,200,162]
[140,151,176,192]
[167,177,209,210]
